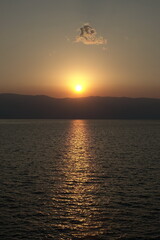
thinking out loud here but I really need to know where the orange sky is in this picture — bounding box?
[1,1,160,98]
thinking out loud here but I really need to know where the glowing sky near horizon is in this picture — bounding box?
[0,0,160,98]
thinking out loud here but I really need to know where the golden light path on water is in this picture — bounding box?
[51,120,109,239]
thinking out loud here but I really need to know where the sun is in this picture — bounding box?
[75,84,83,92]
[67,72,89,95]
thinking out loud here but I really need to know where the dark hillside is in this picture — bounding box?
[0,94,160,119]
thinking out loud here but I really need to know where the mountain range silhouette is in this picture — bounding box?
[0,93,160,119]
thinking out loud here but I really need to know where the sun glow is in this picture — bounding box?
[69,73,88,94]
[75,84,83,92]
[65,71,92,96]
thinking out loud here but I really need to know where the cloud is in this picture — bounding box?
[75,23,107,45]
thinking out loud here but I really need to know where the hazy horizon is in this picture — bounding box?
[1,92,160,100]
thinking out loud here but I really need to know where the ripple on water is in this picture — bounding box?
[0,120,160,239]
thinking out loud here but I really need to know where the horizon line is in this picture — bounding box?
[1,92,160,100]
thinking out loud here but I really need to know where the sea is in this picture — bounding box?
[0,120,160,240]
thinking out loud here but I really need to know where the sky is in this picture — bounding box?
[0,0,160,98]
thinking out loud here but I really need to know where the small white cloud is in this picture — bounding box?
[75,23,107,45]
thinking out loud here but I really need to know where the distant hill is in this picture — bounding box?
[0,93,160,119]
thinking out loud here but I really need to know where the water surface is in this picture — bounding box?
[0,120,160,239]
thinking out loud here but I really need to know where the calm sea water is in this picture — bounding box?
[0,120,160,240]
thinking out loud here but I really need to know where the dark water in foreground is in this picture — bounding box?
[0,120,160,240]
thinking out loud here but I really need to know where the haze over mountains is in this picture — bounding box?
[0,93,160,119]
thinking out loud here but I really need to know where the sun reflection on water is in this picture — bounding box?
[51,120,106,239]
